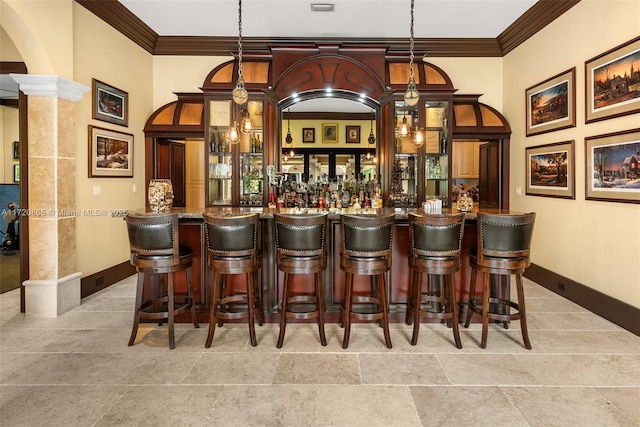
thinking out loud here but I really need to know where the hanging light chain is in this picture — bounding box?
[237,0,243,80]
[409,0,415,82]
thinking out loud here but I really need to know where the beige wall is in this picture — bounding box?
[503,0,640,307]
[72,3,152,275]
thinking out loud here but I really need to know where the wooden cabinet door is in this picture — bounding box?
[453,141,479,178]
[478,141,501,208]
[154,140,186,207]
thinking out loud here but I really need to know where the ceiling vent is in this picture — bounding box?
[310,3,335,12]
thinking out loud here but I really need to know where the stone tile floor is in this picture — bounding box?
[1,276,638,426]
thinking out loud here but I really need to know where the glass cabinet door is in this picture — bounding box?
[206,99,265,206]
[424,100,451,206]
[239,100,264,206]
[391,101,419,207]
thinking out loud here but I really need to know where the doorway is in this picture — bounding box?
[1,61,28,303]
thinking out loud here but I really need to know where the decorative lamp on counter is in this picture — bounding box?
[148,179,174,212]
[231,0,248,105]
[403,0,420,107]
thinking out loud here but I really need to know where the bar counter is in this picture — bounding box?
[144,205,518,323]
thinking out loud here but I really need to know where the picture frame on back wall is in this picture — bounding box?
[525,68,576,137]
[302,128,315,143]
[92,78,128,127]
[346,125,360,143]
[322,123,338,143]
[88,125,134,178]
[585,128,640,204]
[585,36,640,123]
[526,141,575,199]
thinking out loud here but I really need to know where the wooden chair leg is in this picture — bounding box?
[464,267,477,328]
[378,274,392,349]
[342,273,354,349]
[480,272,490,349]
[128,272,145,346]
[167,273,176,350]
[205,272,221,348]
[276,272,290,348]
[449,273,462,349]
[516,274,532,350]
[405,268,414,325]
[411,271,422,346]
[246,272,257,347]
[253,270,265,326]
[186,266,199,329]
[315,272,327,346]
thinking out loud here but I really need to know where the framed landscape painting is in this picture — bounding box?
[585,128,640,204]
[585,36,640,123]
[322,123,338,143]
[92,79,128,127]
[526,140,575,199]
[88,125,133,178]
[525,68,576,137]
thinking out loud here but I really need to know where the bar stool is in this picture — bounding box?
[274,213,328,348]
[340,212,395,349]
[125,212,199,350]
[463,212,536,349]
[203,213,263,348]
[406,213,464,348]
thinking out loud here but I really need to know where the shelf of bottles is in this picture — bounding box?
[392,101,419,207]
[424,100,450,207]
[278,153,383,209]
[206,99,265,206]
[240,119,264,206]
[208,99,233,205]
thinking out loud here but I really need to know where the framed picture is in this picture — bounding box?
[13,165,20,182]
[322,123,338,143]
[302,127,315,143]
[585,36,640,123]
[585,128,640,204]
[526,141,575,199]
[525,68,576,136]
[13,141,19,159]
[346,125,361,143]
[92,78,128,127]
[88,125,134,178]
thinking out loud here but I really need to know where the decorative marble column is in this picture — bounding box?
[10,74,89,317]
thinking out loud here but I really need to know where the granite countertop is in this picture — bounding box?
[151,205,500,221]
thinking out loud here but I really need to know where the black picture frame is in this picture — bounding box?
[303,128,315,143]
[92,78,128,127]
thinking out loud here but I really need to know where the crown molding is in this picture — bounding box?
[76,0,581,57]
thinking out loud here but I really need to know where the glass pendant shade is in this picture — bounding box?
[413,128,424,148]
[228,122,240,143]
[240,111,253,133]
[399,116,409,137]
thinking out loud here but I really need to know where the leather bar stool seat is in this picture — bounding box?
[125,212,199,350]
[464,212,536,349]
[274,213,328,348]
[340,212,395,349]
[406,213,464,348]
[204,213,264,347]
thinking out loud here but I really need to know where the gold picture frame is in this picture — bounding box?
[322,123,338,143]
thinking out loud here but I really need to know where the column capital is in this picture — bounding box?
[9,74,90,102]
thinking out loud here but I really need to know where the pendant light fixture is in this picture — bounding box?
[399,104,409,137]
[368,109,376,145]
[404,0,419,107]
[240,108,253,133]
[285,108,293,145]
[228,121,240,144]
[231,0,248,105]
[413,127,424,148]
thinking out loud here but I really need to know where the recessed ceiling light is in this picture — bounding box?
[310,3,335,12]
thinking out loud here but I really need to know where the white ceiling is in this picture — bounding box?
[2,0,539,109]
[119,0,538,39]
